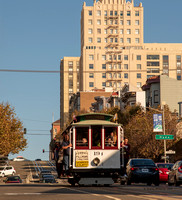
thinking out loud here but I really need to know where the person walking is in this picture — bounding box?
[54,141,63,178]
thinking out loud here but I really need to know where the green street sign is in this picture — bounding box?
[155,135,174,140]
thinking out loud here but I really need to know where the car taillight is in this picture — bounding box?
[131,167,138,171]
[178,166,182,173]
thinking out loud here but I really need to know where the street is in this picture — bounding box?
[0,184,181,200]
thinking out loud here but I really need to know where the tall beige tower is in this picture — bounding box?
[80,0,144,91]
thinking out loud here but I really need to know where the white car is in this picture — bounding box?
[13,156,25,161]
[0,166,16,177]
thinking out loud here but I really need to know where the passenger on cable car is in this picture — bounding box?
[80,138,88,146]
[106,137,114,147]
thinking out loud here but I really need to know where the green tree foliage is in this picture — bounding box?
[0,103,27,155]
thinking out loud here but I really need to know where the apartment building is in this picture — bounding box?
[60,57,80,128]
[60,0,182,128]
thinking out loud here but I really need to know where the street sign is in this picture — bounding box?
[166,150,176,154]
[155,135,174,140]
[161,156,169,159]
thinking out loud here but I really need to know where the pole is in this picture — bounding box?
[163,105,167,163]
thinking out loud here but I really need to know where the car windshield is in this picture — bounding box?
[132,159,155,166]
[157,163,174,169]
[42,175,54,178]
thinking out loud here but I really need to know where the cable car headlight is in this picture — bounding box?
[93,157,100,166]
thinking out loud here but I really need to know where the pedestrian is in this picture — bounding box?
[54,141,64,178]
[62,134,72,177]
[121,138,130,175]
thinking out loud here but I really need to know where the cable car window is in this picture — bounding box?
[75,127,89,149]
[105,127,117,148]
[91,126,102,149]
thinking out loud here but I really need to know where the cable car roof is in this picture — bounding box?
[72,120,120,126]
[75,113,114,122]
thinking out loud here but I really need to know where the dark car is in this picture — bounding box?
[156,163,174,182]
[168,160,182,186]
[126,158,159,186]
[4,176,22,183]
[40,174,56,183]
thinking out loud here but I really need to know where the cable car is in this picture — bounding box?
[62,113,124,186]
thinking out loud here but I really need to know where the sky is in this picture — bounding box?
[0,0,182,161]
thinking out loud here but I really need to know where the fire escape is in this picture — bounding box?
[104,12,123,89]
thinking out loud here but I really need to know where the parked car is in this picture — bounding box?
[4,176,22,183]
[0,166,16,177]
[156,163,174,182]
[126,158,159,186]
[168,160,182,186]
[13,156,25,161]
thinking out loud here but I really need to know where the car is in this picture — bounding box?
[0,166,16,177]
[168,160,182,186]
[156,163,174,182]
[126,158,159,186]
[4,176,22,183]
[40,174,56,183]
[13,156,25,161]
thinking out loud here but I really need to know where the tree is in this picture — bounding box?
[0,103,27,155]
[124,105,178,161]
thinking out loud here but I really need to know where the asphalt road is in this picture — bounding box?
[0,184,181,200]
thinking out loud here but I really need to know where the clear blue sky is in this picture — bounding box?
[0,0,182,161]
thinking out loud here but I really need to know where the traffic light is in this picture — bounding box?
[43,149,45,153]
[24,128,27,134]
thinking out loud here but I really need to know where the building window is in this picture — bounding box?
[97,38,101,43]
[127,20,131,25]
[135,11,139,16]
[115,20,118,25]
[89,73,94,78]
[89,10,92,16]
[135,29,139,34]
[104,10,107,16]
[127,38,131,43]
[89,55,94,60]
[120,29,123,34]
[124,73,128,79]
[118,73,121,78]
[105,38,107,43]
[102,64,106,69]
[147,55,160,60]
[154,90,159,103]
[137,55,141,60]
[127,11,131,16]
[118,64,121,69]
[88,38,93,43]
[110,38,113,43]
[88,19,92,25]
[97,20,101,25]
[118,55,121,60]
[137,82,141,88]
[120,38,123,43]
[97,28,101,34]
[124,64,128,69]
[115,11,117,16]
[137,64,141,70]
[135,20,139,25]
[114,29,118,34]
[102,82,106,87]
[109,55,112,60]
[89,64,94,69]
[127,29,131,34]
[120,11,123,16]
[137,73,141,78]
[124,55,128,60]
[102,55,106,60]
[104,20,107,25]
[135,38,140,43]
[102,73,106,78]
[89,82,94,87]
[115,38,118,43]
[104,29,107,34]
[147,62,160,66]
[163,55,169,67]
[120,20,123,25]
[88,28,92,34]
[110,29,113,34]
[97,10,101,16]
[110,11,113,16]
